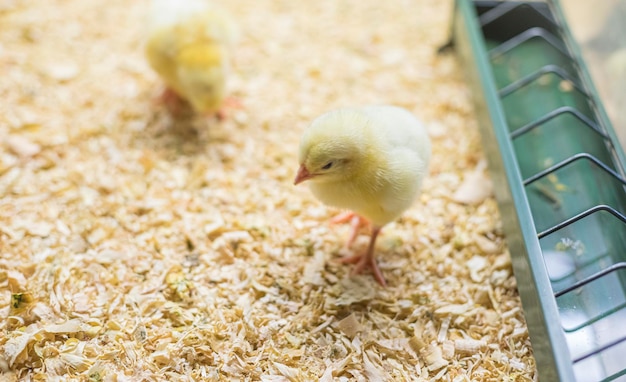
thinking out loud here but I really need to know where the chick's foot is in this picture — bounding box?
[215,96,244,120]
[156,87,188,116]
[338,252,387,287]
[337,226,386,286]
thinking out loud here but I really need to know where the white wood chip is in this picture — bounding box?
[466,255,487,282]
[6,135,41,157]
[451,162,494,205]
[437,316,451,342]
[454,339,487,355]
[363,349,390,381]
[301,250,327,286]
[434,304,472,316]
[4,326,39,366]
[44,319,91,334]
[273,362,300,380]
[44,61,80,81]
[422,344,449,371]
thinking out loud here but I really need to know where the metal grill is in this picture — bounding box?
[451,1,626,381]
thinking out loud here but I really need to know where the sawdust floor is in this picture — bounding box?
[0,0,536,380]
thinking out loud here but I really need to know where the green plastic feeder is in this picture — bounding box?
[451,1,626,381]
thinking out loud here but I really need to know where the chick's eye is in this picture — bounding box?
[321,162,333,170]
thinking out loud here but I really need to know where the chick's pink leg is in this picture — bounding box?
[215,96,244,120]
[338,226,387,287]
[156,87,186,116]
[330,212,370,248]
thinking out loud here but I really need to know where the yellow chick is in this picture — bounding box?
[145,0,235,115]
[294,106,431,286]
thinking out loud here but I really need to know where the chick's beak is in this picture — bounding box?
[294,164,313,185]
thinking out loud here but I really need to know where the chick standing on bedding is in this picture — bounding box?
[294,106,431,286]
[145,0,235,116]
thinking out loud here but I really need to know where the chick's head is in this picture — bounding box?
[295,111,373,185]
[176,44,227,113]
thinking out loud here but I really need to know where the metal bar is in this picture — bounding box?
[564,301,626,333]
[554,262,626,298]
[499,64,587,98]
[489,27,571,59]
[479,2,557,28]
[537,204,626,239]
[603,367,626,382]
[510,106,608,140]
[572,334,626,364]
[523,153,626,186]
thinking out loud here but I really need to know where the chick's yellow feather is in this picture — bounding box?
[145,0,235,114]
[298,106,431,226]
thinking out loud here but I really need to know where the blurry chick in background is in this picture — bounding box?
[145,0,236,117]
[295,106,431,286]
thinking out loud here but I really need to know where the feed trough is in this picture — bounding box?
[451,1,626,380]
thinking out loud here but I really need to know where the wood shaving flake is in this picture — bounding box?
[454,338,487,355]
[421,343,449,371]
[44,319,91,334]
[442,340,455,360]
[301,250,327,286]
[511,326,529,339]
[272,362,301,380]
[363,349,390,381]
[466,255,487,282]
[6,271,27,291]
[490,269,512,286]
[493,253,512,269]
[311,316,334,335]
[327,276,377,307]
[376,338,409,352]
[336,313,362,338]
[473,234,500,254]
[4,327,37,367]
[58,352,92,372]
[43,61,80,82]
[434,303,472,316]
[6,135,41,157]
[437,316,451,342]
[319,365,334,382]
[453,375,471,382]
[409,335,427,354]
[451,162,494,205]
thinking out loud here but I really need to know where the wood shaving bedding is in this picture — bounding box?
[0,0,536,380]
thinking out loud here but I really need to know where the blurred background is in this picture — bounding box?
[562,0,626,147]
